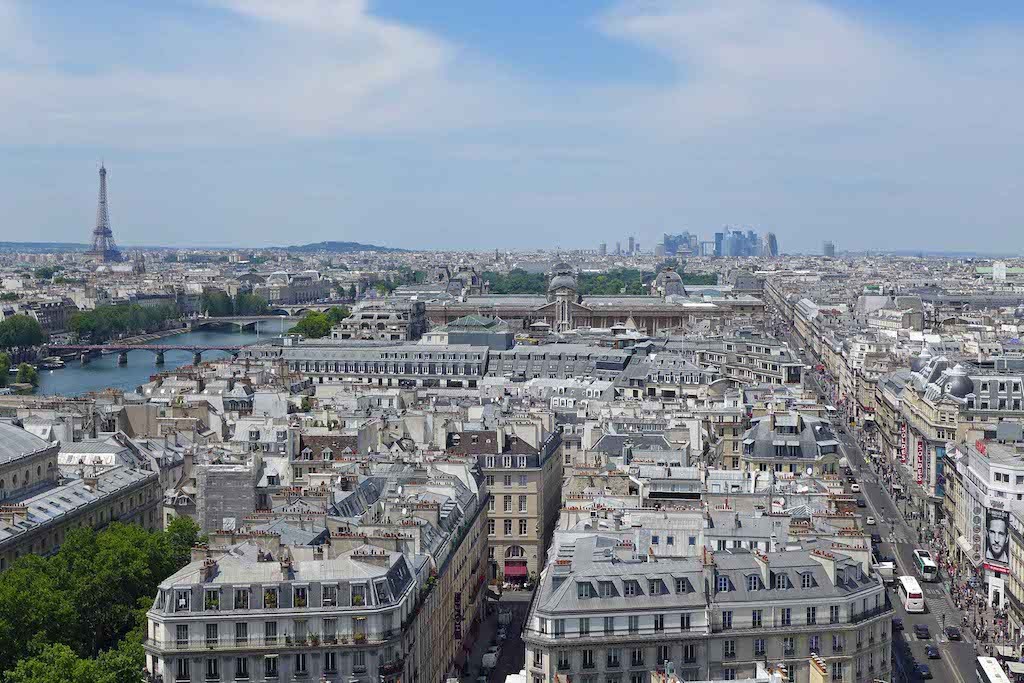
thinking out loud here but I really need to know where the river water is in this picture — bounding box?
[36,322,284,397]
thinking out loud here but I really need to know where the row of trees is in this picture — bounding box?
[0,517,202,680]
[483,267,718,296]
[198,291,269,317]
[0,315,46,351]
[481,269,547,294]
[289,307,350,339]
[69,303,181,343]
[0,353,37,387]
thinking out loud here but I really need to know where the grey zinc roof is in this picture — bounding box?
[0,421,53,465]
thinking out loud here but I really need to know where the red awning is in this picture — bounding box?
[504,562,528,577]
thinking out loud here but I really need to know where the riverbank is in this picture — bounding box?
[104,323,192,346]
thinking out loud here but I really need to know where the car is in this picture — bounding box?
[944,626,961,640]
[925,644,940,659]
[914,624,931,639]
[891,617,903,631]
[871,533,883,545]
[917,664,933,679]
[857,498,867,508]
[850,483,861,493]
[844,467,853,476]
[847,475,856,483]
[866,516,876,525]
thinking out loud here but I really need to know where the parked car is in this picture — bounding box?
[914,624,931,639]
[891,617,903,631]
[925,645,940,659]
[944,626,962,641]
[871,533,883,546]
[917,664,933,679]
[857,498,867,508]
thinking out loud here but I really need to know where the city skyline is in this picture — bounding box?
[2,0,1023,252]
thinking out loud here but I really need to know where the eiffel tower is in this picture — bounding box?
[86,164,122,262]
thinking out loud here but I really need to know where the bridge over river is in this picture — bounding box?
[49,343,244,366]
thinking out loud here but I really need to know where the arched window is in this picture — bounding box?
[505,545,526,559]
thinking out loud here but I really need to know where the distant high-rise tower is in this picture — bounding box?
[598,242,607,256]
[763,232,779,257]
[615,241,622,255]
[86,164,122,262]
[823,240,836,258]
[627,236,635,255]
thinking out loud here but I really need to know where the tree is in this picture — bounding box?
[0,352,9,387]
[0,315,46,350]
[32,266,62,281]
[166,516,202,569]
[2,643,101,683]
[199,290,233,317]
[289,312,332,339]
[69,303,180,343]
[325,306,350,325]
[232,293,269,316]
[15,363,38,386]
[0,292,19,302]
[347,284,357,300]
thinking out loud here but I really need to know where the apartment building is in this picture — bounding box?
[524,536,891,683]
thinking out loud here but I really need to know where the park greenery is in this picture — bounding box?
[0,352,9,386]
[15,363,38,387]
[0,315,46,351]
[290,306,350,339]
[32,266,62,280]
[0,517,202,681]
[69,303,181,343]
[0,292,19,302]
[482,267,717,295]
[198,291,269,317]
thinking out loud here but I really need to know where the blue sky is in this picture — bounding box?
[1,0,1023,252]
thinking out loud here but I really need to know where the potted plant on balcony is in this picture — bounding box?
[309,633,320,646]
[352,594,364,606]
[354,633,366,644]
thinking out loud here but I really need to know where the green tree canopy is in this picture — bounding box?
[0,352,10,387]
[15,363,38,386]
[69,303,179,343]
[289,311,332,339]
[0,315,46,350]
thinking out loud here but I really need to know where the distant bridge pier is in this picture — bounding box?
[193,351,202,365]
[80,352,91,365]
[154,351,165,365]
[117,351,129,366]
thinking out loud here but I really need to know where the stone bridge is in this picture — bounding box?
[49,343,244,367]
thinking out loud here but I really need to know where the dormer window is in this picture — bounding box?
[577,582,594,599]
[648,580,663,595]
[322,448,333,461]
[601,582,616,598]
[300,447,313,460]
[747,575,761,591]
[801,573,815,589]
[623,581,638,597]
[774,573,789,590]
[675,578,688,594]
[716,576,730,592]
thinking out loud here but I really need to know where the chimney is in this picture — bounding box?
[809,549,837,585]
[496,426,505,454]
[200,557,217,582]
[752,549,769,585]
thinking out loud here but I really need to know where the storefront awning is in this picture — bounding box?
[504,562,528,577]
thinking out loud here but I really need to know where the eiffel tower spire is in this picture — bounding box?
[87,163,121,262]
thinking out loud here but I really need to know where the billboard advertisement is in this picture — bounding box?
[985,508,1010,568]
[900,422,908,464]
[915,440,924,485]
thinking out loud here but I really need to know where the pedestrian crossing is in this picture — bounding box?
[921,584,963,641]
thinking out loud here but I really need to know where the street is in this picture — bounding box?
[797,341,980,683]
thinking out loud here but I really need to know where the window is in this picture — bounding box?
[801,573,814,589]
[723,669,737,681]
[263,588,278,609]
[582,649,594,669]
[631,648,644,667]
[176,624,189,647]
[263,621,277,646]
[604,616,615,634]
[504,495,512,512]
[504,520,512,535]
[752,609,762,628]
[205,623,219,647]
[175,590,192,612]
[263,656,278,679]
[554,619,565,637]
[784,637,795,656]
[810,635,820,653]
[688,536,697,546]
[652,535,660,545]
[780,608,791,626]
[234,588,250,610]
[294,586,307,607]
[489,498,496,512]
[747,575,760,591]
[682,642,697,663]
[831,662,843,681]
[754,638,766,656]
[579,617,590,636]
[667,536,674,545]
[294,653,307,675]
[657,645,670,665]
[519,519,528,535]
[721,610,733,630]
[607,648,621,668]
[518,474,528,486]
[557,652,570,671]
[716,576,729,592]
[681,613,691,631]
[534,650,543,668]
[807,606,817,625]
[519,495,528,512]
[774,573,788,589]
[177,659,190,681]
[321,585,337,607]
[504,475,513,487]
[832,634,844,652]
[723,639,736,658]
[654,614,664,632]
[235,622,248,645]
[624,581,637,597]
[488,520,495,536]
[628,615,639,634]
[675,578,687,593]
[205,658,219,681]
[323,652,336,673]
[649,580,661,595]
[601,582,615,598]
[234,658,249,680]
[830,605,840,624]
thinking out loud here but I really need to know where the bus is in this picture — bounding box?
[913,549,939,582]
[897,575,926,613]
[977,656,1011,683]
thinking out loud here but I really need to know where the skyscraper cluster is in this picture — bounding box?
[714,227,762,257]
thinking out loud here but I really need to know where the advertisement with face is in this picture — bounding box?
[985,508,1010,567]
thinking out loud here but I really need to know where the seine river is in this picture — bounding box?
[35,322,285,397]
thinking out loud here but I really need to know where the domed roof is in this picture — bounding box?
[549,274,578,291]
[944,364,974,398]
[657,267,683,282]
[550,260,573,275]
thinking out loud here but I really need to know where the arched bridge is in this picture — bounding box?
[189,315,300,331]
[48,343,244,366]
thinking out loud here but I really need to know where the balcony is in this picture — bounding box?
[144,631,398,654]
[850,599,893,624]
